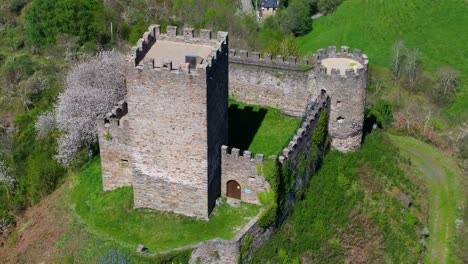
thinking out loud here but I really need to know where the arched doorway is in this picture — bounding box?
[226,180,241,200]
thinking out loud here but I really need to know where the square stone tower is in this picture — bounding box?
[100,25,229,220]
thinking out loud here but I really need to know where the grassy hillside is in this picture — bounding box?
[391,135,463,263]
[251,131,428,263]
[297,0,468,119]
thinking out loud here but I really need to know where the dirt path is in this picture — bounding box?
[391,135,460,264]
[0,182,71,263]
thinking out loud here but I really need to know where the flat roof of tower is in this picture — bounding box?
[145,40,213,67]
[321,58,363,75]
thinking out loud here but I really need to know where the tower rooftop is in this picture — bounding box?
[145,40,213,68]
[320,58,363,76]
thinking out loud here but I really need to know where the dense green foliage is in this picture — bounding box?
[25,0,103,46]
[252,131,423,263]
[69,158,259,252]
[365,100,393,129]
[297,0,468,119]
[0,47,69,221]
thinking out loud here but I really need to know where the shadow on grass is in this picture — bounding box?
[228,104,267,150]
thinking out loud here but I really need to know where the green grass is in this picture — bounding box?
[390,135,462,264]
[251,131,424,263]
[228,99,301,155]
[69,158,259,253]
[297,0,468,119]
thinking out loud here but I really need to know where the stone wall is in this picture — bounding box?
[206,33,229,214]
[189,210,275,263]
[97,101,132,191]
[313,46,368,152]
[229,50,317,117]
[126,25,229,220]
[220,146,270,205]
[278,93,330,217]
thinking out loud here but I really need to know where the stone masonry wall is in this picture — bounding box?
[278,93,330,217]
[189,211,275,263]
[220,146,270,205]
[314,46,368,152]
[126,25,229,219]
[206,33,229,214]
[97,101,133,191]
[229,50,317,117]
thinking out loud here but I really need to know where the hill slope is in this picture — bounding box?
[297,0,468,118]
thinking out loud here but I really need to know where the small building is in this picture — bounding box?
[260,0,279,17]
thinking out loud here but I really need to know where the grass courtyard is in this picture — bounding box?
[228,99,301,156]
[69,158,259,253]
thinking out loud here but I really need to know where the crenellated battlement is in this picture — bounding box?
[229,49,311,71]
[279,93,329,164]
[313,46,368,78]
[129,25,228,76]
[221,145,264,164]
[102,100,128,127]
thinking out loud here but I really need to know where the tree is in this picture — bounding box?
[36,51,127,165]
[278,0,312,36]
[436,66,460,98]
[428,66,460,105]
[390,40,406,104]
[405,48,420,91]
[317,0,343,13]
[263,34,300,57]
[24,0,103,46]
[390,40,406,81]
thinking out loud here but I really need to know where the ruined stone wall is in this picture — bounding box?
[97,101,132,191]
[189,211,275,263]
[278,93,330,217]
[126,25,228,219]
[220,146,270,205]
[228,50,317,117]
[313,46,368,152]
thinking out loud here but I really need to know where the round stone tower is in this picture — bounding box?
[313,46,368,152]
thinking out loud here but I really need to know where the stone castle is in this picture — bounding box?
[97,25,368,220]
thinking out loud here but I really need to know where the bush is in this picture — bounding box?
[277,0,312,36]
[25,0,103,46]
[258,206,277,228]
[128,21,150,45]
[8,0,28,14]
[365,100,393,129]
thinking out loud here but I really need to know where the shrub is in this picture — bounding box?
[365,100,393,129]
[25,0,103,46]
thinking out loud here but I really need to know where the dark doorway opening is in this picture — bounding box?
[226,180,241,199]
[228,104,267,150]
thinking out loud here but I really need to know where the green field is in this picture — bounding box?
[228,99,301,155]
[297,0,468,118]
[390,135,462,264]
[69,158,259,253]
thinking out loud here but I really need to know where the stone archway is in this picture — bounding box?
[226,180,241,200]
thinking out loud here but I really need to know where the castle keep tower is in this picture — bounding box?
[313,46,368,152]
[98,25,229,220]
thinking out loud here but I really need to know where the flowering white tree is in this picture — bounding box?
[36,51,127,165]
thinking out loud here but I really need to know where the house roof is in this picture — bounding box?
[261,0,279,8]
